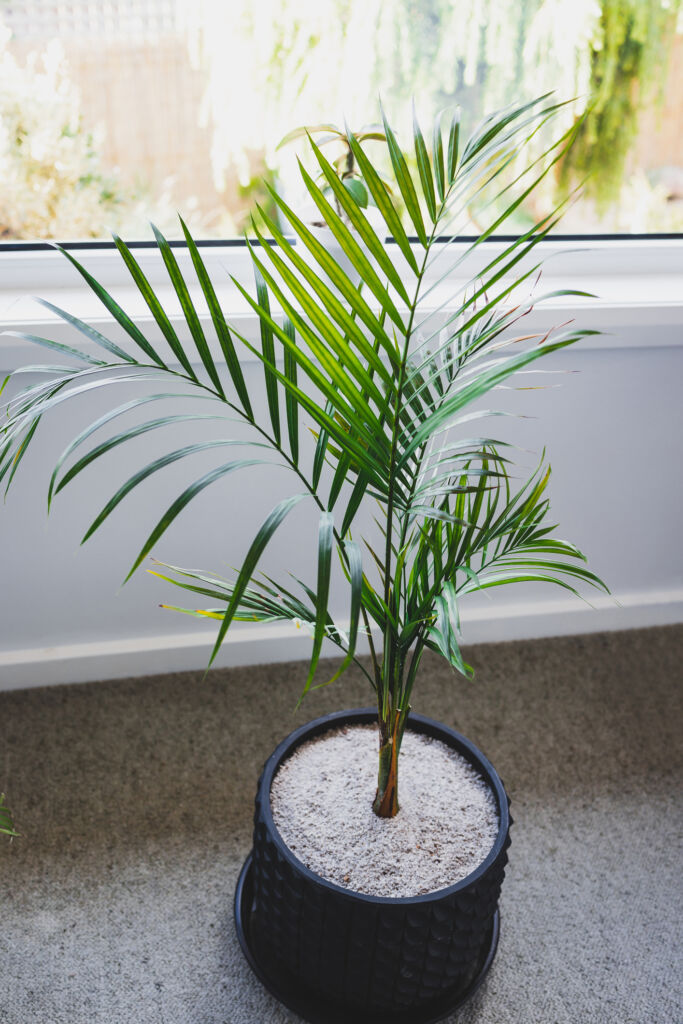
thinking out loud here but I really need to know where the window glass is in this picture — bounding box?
[1,0,681,242]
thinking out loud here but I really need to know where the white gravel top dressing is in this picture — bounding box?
[270,724,499,898]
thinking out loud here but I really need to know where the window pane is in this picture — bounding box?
[1,0,681,241]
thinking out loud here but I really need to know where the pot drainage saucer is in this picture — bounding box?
[234,852,500,1024]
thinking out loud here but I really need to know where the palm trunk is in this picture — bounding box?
[373,712,401,818]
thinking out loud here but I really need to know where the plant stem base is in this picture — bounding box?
[234,852,500,1024]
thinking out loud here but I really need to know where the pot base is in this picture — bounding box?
[234,852,500,1024]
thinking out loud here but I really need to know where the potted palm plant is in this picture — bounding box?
[1,96,607,1021]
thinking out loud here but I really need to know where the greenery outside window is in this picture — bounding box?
[0,0,681,245]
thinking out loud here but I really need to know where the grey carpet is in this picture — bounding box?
[1,625,682,1024]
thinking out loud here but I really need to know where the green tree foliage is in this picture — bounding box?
[560,0,681,208]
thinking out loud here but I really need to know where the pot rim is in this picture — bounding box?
[259,706,510,906]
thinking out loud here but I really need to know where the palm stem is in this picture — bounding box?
[375,199,445,815]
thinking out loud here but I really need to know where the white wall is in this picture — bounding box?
[1,240,681,689]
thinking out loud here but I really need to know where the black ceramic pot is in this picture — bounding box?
[236,708,511,1023]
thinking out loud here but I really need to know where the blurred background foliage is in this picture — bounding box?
[559,0,682,210]
[0,19,177,240]
[0,0,681,240]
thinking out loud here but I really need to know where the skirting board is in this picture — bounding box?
[0,586,681,692]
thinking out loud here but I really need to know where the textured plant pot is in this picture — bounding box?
[246,707,511,1019]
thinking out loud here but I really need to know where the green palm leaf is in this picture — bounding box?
[52,412,240,499]
[255,198,400,376]
[253,266,281,444]
[150,224,224,394]
[179,216,252,414]
[380,101,428,245]
[208,493,307,667]
[112,232,196,378]
[282,317,299,464]
[46,391,220,509]
[31,298,136,363]
[3,330,105,367]
[301,510,335,698]
[124,457,270,581]
[296,161,407,331]
[307,136,412,305]
[248,225,392,413]
[412,103,437,223]
[345,128,419,273]
[81,443,265,545]
[56,246,166,367]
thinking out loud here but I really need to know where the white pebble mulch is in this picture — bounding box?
[270,724,499,898]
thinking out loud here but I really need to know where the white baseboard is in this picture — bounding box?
[0,586,681,692]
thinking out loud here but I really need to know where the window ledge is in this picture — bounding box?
[1,238,681,371]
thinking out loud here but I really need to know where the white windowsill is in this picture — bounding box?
[1,238,681,371]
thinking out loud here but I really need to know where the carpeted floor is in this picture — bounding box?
[1,625,682,1024]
